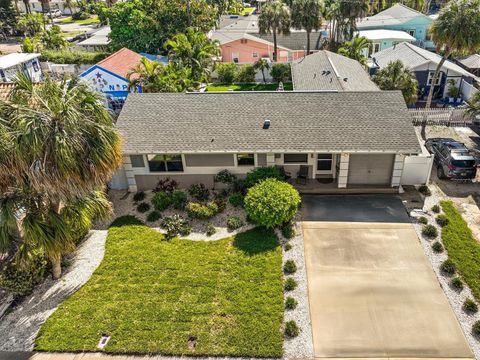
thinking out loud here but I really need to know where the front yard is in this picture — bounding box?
[35,220,284,356]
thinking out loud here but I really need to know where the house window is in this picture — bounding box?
[252,52,258,58]
[240,39,248,44]
[427,71,442,86]
[425,29,432,41]
[408,29,416,37]
[147,154,184,172]
[317,154,333,171]
[130,155,145,168]
[374,43,380,52]
[237,153,254,166]
[284,153,308,164]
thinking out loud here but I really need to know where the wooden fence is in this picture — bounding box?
[409,108,474,126]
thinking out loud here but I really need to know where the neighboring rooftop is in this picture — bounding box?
[357,29,415,41]
[0,53,40,69]
[371,42,479,79]
[291,50,379,91]
[217,14,259,32]
[253,31,323,51]
[77,25,110,47]
[357,4,431,27]
[117,91,420,154]
[456,54,480,70]
[96,47,143,79]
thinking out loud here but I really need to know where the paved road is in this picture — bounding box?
[303,220,473,359]
[301,194,410,223]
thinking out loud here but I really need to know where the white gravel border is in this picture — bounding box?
[153,224,256,241]
[0,230,107,351]
[411,190,480,359]
[280,223,314,359]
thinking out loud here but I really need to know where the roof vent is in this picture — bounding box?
[263,119,270,129]
[343,77,348,82]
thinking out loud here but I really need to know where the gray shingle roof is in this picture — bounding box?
[291,51,380,91]
[252,31,323,51]
[357,4,431,27]
[457,54,480,70]
[117,92,420,155]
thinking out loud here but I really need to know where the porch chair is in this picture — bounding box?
[296,165,309,185]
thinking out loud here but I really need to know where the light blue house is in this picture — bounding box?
[357,29,416,55]
[357,4,434,50]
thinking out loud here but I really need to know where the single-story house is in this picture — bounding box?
[76,26,110,52]
[369,42,480,103]
[114,91,425,192]
[210,30,323,63]
[455,54,480,77]
[0,53,42,83]
[291,50,379,91]
[217,14,259,32]
[17,0,78,14]
[357,4,434,50]
[357,29,416,55]
[80,47,145,113]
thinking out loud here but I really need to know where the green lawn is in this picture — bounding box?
[441,201,480,300]
[35,219,284,356]
[241,7,256,15]
[57,16,100,24]
[206,83,293,92]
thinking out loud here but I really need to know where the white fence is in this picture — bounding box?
[409,108,474,126]
[401,153,434,186]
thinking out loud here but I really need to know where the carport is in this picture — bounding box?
[302,195,472,359]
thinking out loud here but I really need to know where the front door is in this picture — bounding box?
[316,154,334,176]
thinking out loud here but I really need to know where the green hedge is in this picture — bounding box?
[441,200,480,300]
[40,50,110,65]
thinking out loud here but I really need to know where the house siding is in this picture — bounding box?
[220,39,307,63]
[184,154,235,167]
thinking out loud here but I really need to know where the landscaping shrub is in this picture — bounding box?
[431,241,444,253]
[40,49,109,64]
[284,243,292,251]
[152,191,172,211]
[283,260,297,274]
[450,276,464,290]
[233,178,246,194]
[436,214,449,227]
[179,224,192,236]
[227,216,244,230]
[229,192,244,207]
[213,197,227,212]
[284,320,299,337]
[418,185,431,196]
[285,296,297,310]
[72,11,90,20]
[214,169,236,184]
[186,201,218,219]
[133,191,145,202]
[244,166,284,188]
[206,224,217,236]
[109,215,143,228]
[236,64,255,83]
[440,259,456,275]
[161,215,189,239]
[146,211,161,222]
[188,183,210,201]
[171,190,187,210]
[0,252,47,296]
[136,202,150,213]
[422,224,438,238]
[418,216,428,225]
[432,204,440,213]
[281,221,295,239]
[216,63,237,83]
[154,178,178,193]
[270,63,291,83]
[463,298,478,313]
[244,179,301,228]
[284,277,297,291]
[473,320,480,336]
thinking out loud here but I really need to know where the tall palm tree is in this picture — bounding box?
[0,74,122,278]
[337,35,371,66]
[164,27,220,83]
[326,0,369,45]
[291,0,323,55]
[425,0,480,109]
[373,60,418,105]
[258,0,291,62]
[254,58,270,83]
[22,0,31,13]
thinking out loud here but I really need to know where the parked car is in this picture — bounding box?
[40,9,62,18]
[425,138,477,180]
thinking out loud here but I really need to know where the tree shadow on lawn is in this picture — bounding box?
[232,227,279,256]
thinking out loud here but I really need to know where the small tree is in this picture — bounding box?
[270,63,291,83]
[254,58,270,83]
[373,60,418,105]
[244,178,301,228]
[337,35,371,66]
[236,64,255,83]
[215,63,237,84]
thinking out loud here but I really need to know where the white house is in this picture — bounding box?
[0,53,42,83]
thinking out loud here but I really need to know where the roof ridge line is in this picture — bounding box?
[325,51,345,90]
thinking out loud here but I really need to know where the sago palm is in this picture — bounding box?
[291,0,323,55]
[254,58,270,83]
[259,0,291,62]
[373,60,418,105]
[337,35,370,66]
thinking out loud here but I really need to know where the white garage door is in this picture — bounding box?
[348,154,394,185]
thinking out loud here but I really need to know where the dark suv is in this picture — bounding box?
[425,138,477,180]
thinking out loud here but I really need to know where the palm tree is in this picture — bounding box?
[258,0,291,62]
[164,27,220,83]
[254,58,270,83]
[425,0,480,109]
[373,60,418,105]
[291,0,323,55]
[17,12,43,36]
[337,35,370,66]
[0,74,122,279]
[325,0,369,46]
[22,0,31,13]
[466,92,480,118]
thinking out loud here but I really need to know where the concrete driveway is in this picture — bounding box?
[302,196,472,359]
